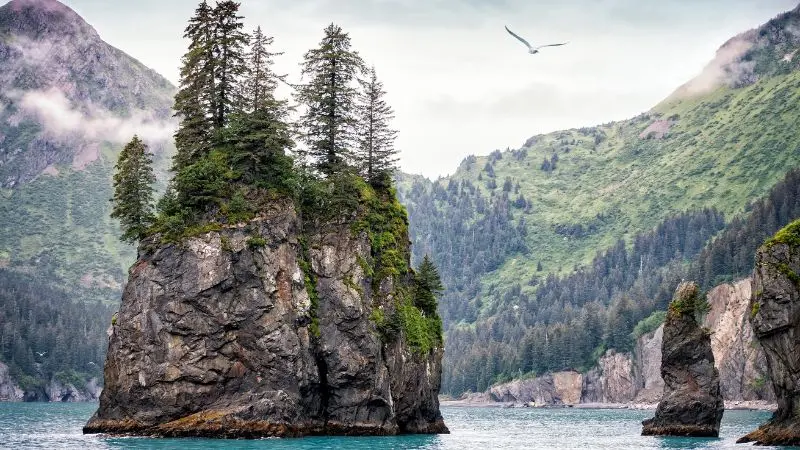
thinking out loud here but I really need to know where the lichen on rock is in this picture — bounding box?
[641,281,724,437]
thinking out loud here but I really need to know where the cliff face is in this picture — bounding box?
[481,278,769,406]
[0,362,22,401]
[739,226,800,446]
[83,200,447,438]
[704,279,774,401]
[641,282,724,437]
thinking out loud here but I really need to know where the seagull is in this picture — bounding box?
[36,351,47,357]
[505,26,569,54]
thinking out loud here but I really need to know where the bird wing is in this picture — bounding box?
[534,42,569,50]
[505,26,533,50]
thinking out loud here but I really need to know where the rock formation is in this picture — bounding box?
[738,222,800,446]
[479,278,771,407]
[83,199,448,438]
[704,279,773,401]
[641,282,724,437]
[0,362,23,401]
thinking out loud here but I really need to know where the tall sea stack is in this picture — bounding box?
[641,282,724,437]
[738,220,800,446]
[83,191,449,438]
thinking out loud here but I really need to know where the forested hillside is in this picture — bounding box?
[0,0,175,305]
[398,5,800,394]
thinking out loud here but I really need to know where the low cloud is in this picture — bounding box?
[11,87,176,145]
[670,34,755,98]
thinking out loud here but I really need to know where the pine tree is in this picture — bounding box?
[227,26,294,187]
[355,66,398,187]
[211,0,249,129]
[414,255,444,316]
[295,23,365,176]
[244,26,282,112]
[111,136,156,243]
[172,0,216,172]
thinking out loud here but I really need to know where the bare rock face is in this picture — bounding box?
[488,371,583,405]
[738,226,800,446]
[0,361,23,401]
[83,201,447,438]
[703,279,773,401]
[633,325,665,404]
[581,350,636,404]
[641,282,724,437]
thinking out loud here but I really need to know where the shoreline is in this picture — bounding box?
[439,399,776,412]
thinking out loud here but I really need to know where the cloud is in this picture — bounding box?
[12,87,177,145]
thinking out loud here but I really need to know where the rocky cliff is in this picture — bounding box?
[84,198,448,438]
[641,282,724,437]
[0,362,22,401]
[476,278,771,406]
[739,221,800,446]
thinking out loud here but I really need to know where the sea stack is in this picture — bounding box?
[83,193,449,438]
[738,220,800,446]
[641,281,724,437]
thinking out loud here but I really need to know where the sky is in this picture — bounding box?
[59,0,799,179]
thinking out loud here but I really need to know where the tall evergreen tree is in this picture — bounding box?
[295,23,365,176]
[244,26,282,112]
[172,0,216,172]
[110,136,156,243]
[228,26,294,186]
[211,1,249,128]
[414,255,445,316]
[355,66,399,186]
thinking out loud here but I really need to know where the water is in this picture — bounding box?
[0,403,789,449]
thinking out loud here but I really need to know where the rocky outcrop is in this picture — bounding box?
[83,200,447,438]
[632,326,665,403]
[489,371,583,405]
[738,225,800,446]
[0,361,23,401]
[582,351,637,404]
[45,377,102,402]
[476,277,772,408]
[641,282,724,437]
[704,279,774,401]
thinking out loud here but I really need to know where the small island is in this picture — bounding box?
[84,0,448,438]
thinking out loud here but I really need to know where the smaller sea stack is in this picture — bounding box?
[641,281,724,437]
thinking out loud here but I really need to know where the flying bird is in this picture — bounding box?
[36,351,47,357]
[505,26,568,54]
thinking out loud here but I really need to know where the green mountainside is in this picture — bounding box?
[0,0,175,304]
[397,4,800,393]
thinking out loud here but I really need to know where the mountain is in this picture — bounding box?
[0,0,176,304]
[397,4,800,395]
[0,0,175,395]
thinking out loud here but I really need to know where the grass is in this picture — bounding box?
[398,70,800,316]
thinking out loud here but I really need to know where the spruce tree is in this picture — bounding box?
[111,136,156,243]
[414,255,444,316]
[211,0,249,129]
[355,66,399,187]
[227,26,294,187]
[244,26,282,112]
[172,0,216,172]
[295,23,365,176]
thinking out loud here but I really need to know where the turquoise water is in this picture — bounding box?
[0,403,789,449]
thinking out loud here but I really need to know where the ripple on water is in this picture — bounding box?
[0,403,783,449]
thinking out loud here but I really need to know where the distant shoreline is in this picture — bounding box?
[439,400,776,412]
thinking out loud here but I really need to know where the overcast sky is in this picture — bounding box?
[59,0,798,179]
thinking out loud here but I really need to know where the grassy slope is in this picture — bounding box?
[0,145,173,304]
[410,70,800,319]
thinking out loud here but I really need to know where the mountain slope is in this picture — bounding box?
[397,4,800,394]
[0,0,175,303]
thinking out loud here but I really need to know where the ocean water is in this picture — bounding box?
[0,403,788,449]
